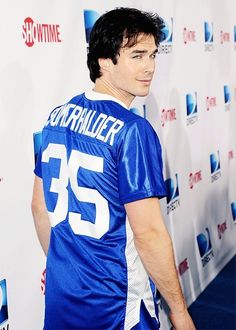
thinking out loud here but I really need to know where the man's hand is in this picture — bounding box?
[169,309,196,330]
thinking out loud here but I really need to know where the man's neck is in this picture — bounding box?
[94,78,134,108]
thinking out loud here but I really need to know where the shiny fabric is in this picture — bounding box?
[35,91,166,329]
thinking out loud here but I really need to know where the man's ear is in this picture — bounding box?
[98,58,112,72]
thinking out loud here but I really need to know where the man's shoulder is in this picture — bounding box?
[124,115,155,133]
[49,93,85,112]
[67,92,85,105]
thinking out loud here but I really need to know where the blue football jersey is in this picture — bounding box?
[34,91,166,330]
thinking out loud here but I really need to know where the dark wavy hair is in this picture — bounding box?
[87,7,164,83]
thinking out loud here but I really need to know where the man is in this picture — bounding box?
[32,7,195,330]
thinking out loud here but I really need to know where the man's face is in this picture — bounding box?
[108,34,157,102]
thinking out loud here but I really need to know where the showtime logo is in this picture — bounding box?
[41,269,46,295]
[165,174,180,214]
[220,29,230,44]
[204,22,214,51]
[197,228,214,267]
[161,107,177,127]
[178,258,189,276]
[183,27,196,44]
[217,221,227,239]
[158,17,173,54]
[22,17,62,47]
[228,150,234,160]
[0,279,8,328]
[186,92,198,125]
[206,96,217,111]
[189,170,202,189]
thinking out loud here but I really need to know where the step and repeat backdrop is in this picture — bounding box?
[0,0,236,329]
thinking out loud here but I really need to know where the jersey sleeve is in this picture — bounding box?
[117,119,166,204]
[34,147,42,178]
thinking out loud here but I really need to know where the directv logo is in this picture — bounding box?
[210,150,221,183]
[165,174,180,214]
[186,93,198,125]
[224,85,231,111]
[0,279,8,327]
[204,22,214,51]
[33,131,42,165]
[231,202,236,223]
[83,10,100,44]
[197,228,214,267]
[158,18,173,54]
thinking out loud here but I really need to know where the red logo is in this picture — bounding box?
[178,258,189,276]
[206,96,217,111]
[220,30,230,44]
[217,221,227,239]
[161,108,177,127]
[22,17,62,47]
[183,27,196,44]
[189,170,202,189]
[41,269,46,295]
[228,150,234,160]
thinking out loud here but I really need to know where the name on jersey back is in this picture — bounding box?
[45,103,124,146]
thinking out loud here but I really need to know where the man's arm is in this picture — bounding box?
[31,175,51,256]
[125,197,195,330]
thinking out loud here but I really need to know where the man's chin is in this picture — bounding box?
[136,90,150,97]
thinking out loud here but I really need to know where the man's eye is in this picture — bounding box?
[133,55,142,59]
[151,54,157,59]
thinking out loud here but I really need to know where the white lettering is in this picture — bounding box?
[46,103,124,145]
[77,109,92,133]
[104,119,124,145]
[56,104,75,127]
[96,116,116,142]
[89,114,107,138]
[45,107,61,126]
[0,325,9,330]
[62,105,83,129]
[77,110,96,134]
[66,107,86,131]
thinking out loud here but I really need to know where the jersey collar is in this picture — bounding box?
[85,90,129,110]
